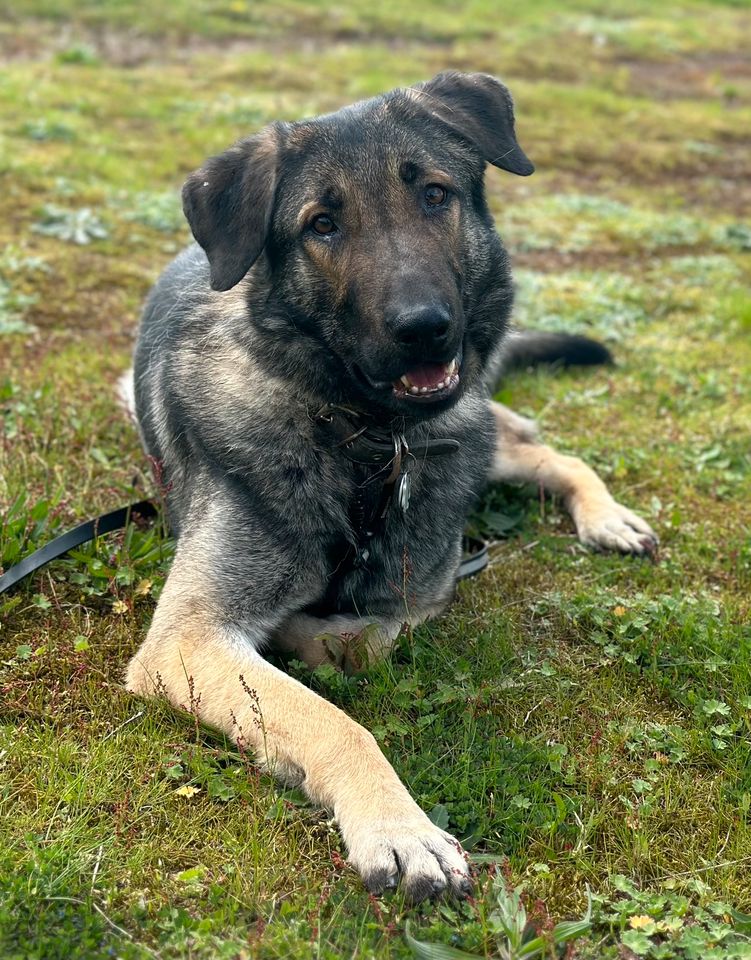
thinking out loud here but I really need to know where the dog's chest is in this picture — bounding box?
[314,400,495,616]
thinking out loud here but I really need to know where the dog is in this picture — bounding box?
[122,71,657,903]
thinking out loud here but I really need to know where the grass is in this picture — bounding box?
[1,0,750,957]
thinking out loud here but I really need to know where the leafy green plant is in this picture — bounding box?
[55,44,101,65]
[32,205,109,245]
[119,190,186,233]
[0,492,62,570]
[0,278,37,335]
[588,875,751,959]
[20,118,77,142]
[406,875,591,958]
[467,484,528,541]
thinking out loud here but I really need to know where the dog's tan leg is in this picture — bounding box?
[126,559,470,902]
[488,401,658,554]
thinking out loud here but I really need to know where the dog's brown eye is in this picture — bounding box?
[424,184,447,206]
[311,214,336,235]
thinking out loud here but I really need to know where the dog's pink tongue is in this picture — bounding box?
[403,362,450,389]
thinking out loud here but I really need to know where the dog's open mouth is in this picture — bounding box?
[392,357,460,402]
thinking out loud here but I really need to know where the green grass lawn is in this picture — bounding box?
[1,1,750,957]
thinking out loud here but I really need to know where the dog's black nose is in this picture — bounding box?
[387,305,452,350]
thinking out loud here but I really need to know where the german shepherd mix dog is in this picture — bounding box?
[124,72,657,902]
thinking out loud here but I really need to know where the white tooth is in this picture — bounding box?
[419,386,428,394]
[409,385,420,395]
[448,358,458,375]
[400,375,411,388]
[436,380,445,389]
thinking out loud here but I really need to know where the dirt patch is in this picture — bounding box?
[620,51,751,101]
[0,18,455,67]
[0,21,296,66]
[639,141,751,217]
[655,173,751,218]
[542,144,750,218]
[511,244,713,274]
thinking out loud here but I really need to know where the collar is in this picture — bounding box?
[313,403,461,566]
[313,403,460,467]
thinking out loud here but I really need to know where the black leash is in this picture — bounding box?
[0,499,487,596]
[1,409,490,597]
[0,500,158,596]
[457,537,489,581]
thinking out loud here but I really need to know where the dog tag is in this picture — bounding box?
[395,471,411,513]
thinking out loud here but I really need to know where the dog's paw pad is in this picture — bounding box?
[363,867,399,893]
[347,819,471,903]
[574,500,659,556]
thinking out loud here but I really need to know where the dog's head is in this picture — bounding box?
[183,72,533,418]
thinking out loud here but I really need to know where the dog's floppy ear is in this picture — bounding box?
[182,125,283,291]
[412,71,534,176]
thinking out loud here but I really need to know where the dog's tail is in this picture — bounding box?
[486,329,612,392]
[502,329,613,370]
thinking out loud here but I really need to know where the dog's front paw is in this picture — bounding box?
[571,497,658,556]
[343,812,472,903]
